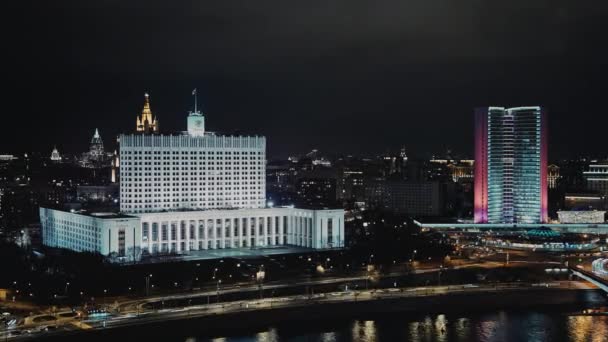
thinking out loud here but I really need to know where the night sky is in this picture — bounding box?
[4,1,608,159]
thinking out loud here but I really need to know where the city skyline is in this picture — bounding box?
[2,2,608,340]
[3,91,608,162]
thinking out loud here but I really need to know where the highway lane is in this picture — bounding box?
[2,258,570,340]
[5,280,594,341]
[114,261,508,314]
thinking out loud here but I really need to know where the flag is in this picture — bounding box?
[192,88,197,95]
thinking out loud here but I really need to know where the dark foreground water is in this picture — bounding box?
[191,310,607,342]
[43,299,608,342]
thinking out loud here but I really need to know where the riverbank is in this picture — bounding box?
[30,286,606,341]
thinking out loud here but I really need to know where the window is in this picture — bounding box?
[118,229,126,256]
[142,223,149,240]
[161,224,168,241]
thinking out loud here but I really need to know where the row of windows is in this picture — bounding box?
[123,190,263,196]
[122,182,263,187]
[124,198,262,204]
[122,151,263,155]
[123,202,264,210]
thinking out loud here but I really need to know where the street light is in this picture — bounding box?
[216,279,222,302]
[256,267,266,299]
[145,274,153,296]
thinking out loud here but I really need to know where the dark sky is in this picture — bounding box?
[4,1,608,159]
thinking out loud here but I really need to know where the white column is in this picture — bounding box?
[202,220,208,250]
[238,217,243,247]
[174,221,180,253]
[263,217,268,246]
[182,221,188,252]
[219,219,225,249]
[194,220,199,250]
[270,216,276,246]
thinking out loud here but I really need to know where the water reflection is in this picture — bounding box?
[351,320,377,342]
[453,318,471,342]
[320,332,338,342]
[190,308,608,342]
[255,327,279,342]
[568,314,608,342]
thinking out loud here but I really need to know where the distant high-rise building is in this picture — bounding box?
[474,106,548,224]
[548,164,561,189]
[135,93,159,134]
[89,128,105,158]
[584,163,608,197]
[79,129,111,168]
[365,180,444,217]
[50,146,61,162]
[296,177,337,208]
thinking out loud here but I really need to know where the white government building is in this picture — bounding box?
[40,94,344,260]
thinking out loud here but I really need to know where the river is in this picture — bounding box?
[188,309,607,342]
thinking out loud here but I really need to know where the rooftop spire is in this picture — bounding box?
[136,92,159,133]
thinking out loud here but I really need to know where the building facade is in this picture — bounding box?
[40,206,344,258]
[584,163,608,196]
[137,207,343,253]
[564,193,607,211]
[557,210,606,224]
[474,106,548,224]
[365,180,444,216]
[39,208,140,256]
[119,134,266,213]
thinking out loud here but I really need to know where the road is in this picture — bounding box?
[3,280,595,341]
[0,257,579,340]
[114,260,513,314]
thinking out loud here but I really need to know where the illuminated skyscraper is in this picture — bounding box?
[135,93,159,133]
[89,128,105,158]
[474,106,548,224]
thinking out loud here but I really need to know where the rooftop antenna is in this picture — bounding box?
[192,88,198,113]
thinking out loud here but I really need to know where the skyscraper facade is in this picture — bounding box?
[474,106,548,224]
[119,134,266,213]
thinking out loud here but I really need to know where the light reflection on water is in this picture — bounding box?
[351,320,377,342]
[188,309,608,342]
[567,314,608,342]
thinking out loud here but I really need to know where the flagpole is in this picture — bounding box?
[194,89,198,113]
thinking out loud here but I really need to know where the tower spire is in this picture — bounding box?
[136,92,159,133]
